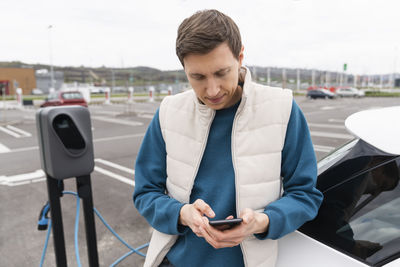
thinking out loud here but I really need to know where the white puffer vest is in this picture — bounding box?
[144,69,293,267]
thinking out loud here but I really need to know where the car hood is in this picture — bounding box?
[345,106,400,155]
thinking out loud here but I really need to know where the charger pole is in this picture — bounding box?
[46,175,67,267]
[76,175,99,267]
[38,106,98,266]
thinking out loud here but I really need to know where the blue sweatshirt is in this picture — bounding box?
[133,99,323,267]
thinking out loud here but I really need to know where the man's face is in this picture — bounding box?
[183,42,244,110]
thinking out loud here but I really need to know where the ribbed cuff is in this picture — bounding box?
[174,203,189,235]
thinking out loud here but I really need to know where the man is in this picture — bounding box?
[134,9,323,267]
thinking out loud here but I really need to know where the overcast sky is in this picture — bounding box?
[1,0,400,74]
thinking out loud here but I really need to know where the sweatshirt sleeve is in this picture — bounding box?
[256,100,323,240]
[133,109,187,235]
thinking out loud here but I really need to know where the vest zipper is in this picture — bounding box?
[231,100,250,267]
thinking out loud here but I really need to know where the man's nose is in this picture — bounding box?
[206,78,219,97]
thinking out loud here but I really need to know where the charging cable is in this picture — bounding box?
[37,191,148,267]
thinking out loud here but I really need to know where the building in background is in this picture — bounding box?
[0,68,36,95]
[395,78,400,88]
[35,69,64,93]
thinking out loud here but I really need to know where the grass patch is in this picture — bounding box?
[21,96,46,101]
[90,93,127,98]
[90,93,166,98]
[1,95,16,100]
[365,91,400,97]
[293,91,306,96]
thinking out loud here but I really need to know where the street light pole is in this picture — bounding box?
[393,46,398,88]
[296,69,300,91]
[48,25,55,90]
[282,68,286,89]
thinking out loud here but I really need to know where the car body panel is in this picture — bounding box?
[301,139,399,265]
[345,106,400,155]
[276,106,400,267]
[336,87,365,97]
[383,258,400,267]
[277,231,368,267]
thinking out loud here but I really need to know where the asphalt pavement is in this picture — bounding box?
[0,95,399,266]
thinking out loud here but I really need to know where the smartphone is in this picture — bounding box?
[209,218,243,229]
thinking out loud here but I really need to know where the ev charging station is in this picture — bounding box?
[36,106,99,267]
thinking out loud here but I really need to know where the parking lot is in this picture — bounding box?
[0,96,399,266]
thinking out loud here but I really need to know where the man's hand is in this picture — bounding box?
[199,208,270,249]
[179,199,215,237]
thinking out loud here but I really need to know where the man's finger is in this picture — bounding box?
[199,226,237,249]
[193,199,215,218]
[239,208,254,224]
[193,226,204,237]
[202,217,220,240]
[202,217,231,241]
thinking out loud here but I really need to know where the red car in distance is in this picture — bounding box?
[40,91,88,108]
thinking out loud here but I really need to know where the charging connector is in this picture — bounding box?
[37,202,50,231]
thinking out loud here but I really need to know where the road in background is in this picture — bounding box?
[0,96,399,266]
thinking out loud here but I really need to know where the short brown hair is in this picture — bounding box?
[176,9,242,66]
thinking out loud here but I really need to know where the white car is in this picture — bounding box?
[90,87,106,94]
[336,87,365,98]
[31,88,44,95]
[277,106,400,267]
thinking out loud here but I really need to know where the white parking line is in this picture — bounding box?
[91,116,143,126]
[0,158,136,187]
[0,170,45,187]
[320,106,337,110]
[10,146,39,153]
[310,131,353,140]
[328,119,345,123]
[0,133,145,154]
[95,158,135,175]
[0,126,21,138]
[6,125,32,137]
[94,158,135,186]
[138,114,155,119]
[23,115,36,121]
[0,143,11,153]
[94,133,145,143]
[314,145,335,153]
[308,123,346,129]
[92,110,121,116]
[94,166,135,186]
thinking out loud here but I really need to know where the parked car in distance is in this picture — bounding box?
[276,106,400,267]
[307,88,336,99]
[40,91,88,108]
[31,88,44,95]
[336,87,365,98]
[90,87,106,94]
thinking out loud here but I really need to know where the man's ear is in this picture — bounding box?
[238,46,244,67]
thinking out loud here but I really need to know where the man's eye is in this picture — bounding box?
[192,75,205,80]
[216,70,229,77]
